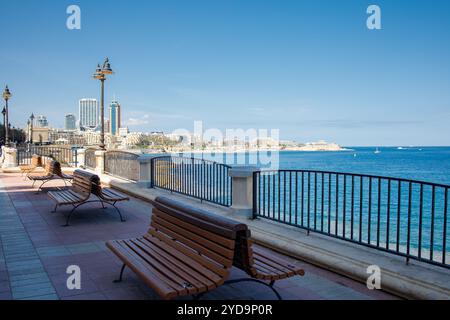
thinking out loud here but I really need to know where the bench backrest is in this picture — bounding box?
[43,160,60,175]
[150,197,247,277]
[30,154,42,167]
[72,169,100,196]
[151,197,261,276]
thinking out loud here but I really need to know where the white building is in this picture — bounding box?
[79,98,99,130]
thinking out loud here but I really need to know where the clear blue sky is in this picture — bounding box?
[1,0,449,146]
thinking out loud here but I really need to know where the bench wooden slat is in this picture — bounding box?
[134,238,218,291]
[28,173,54,181]
[129,239,215,293]
[136,238,221,290]
[253,254,296,277]
[151,200,246,239]
[99,188,129,201]
[123,240,199,295]
[147,229,230,278]
[253,261,286,280]
[107,240,181,299]
[153,209,235,249]
[151,219,233,268]
[252,245,304,275]
[153,209,235,255]
[143,234,227,280]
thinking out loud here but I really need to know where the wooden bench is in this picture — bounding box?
[151,197,305,300]
[106,198,248,300]
[27,160,73,192]
[48,169,127,226]
[19,154,42,179]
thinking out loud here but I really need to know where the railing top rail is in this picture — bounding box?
[105,150,140,158]
[17,146,73,150]
[256,169,450,189]
[151,155,232,168]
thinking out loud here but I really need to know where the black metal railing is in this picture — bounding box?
[84,148,97,169]
[151,156,232,207]
[253,170,449,269]
[17,146,78,167]
[104,151,140,181]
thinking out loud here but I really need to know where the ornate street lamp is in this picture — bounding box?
[93,58,114,150]
[2,86,12,147]
[1,107,5,144]
[29,113,35,145]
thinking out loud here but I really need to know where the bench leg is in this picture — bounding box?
[63,201,90,226]
[113,264,127,283]
[35,180,50,194]
[224,278,282,300]
[51,204,58,213]
[101,201,126,222]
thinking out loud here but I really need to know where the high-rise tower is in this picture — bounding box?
[109,100,121,136]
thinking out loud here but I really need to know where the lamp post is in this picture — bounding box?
[29,113,34,145]
[93,58,114,150]
[26,119,30,150]
[1,107,5,145]
[2,86,11,147]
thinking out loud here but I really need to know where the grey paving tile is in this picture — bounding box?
[12,286,57,299]
[37,246,71,258]
[19,293,59,300]
[10,275,52,287]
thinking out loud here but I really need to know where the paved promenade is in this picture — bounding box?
[0,172,398,300]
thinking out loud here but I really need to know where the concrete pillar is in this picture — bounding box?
[76,148,86,168]
[137,156,152,188]
[94,150,106,175]
[228,166,259,218]
[1,146,18,169]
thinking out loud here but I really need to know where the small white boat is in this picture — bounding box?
[374,148,381,154]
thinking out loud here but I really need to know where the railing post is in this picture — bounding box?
[94,149,106,175]
[137,155,153,188]
[150,157,155,188]
[1,146,18,168]
[72,148,78,167]
[228,166,259,219]
[76,148,86,168]
[252,171,258,219]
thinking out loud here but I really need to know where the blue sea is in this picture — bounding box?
[197,146,450,185]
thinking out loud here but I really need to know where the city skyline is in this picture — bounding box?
[1,1,450,146]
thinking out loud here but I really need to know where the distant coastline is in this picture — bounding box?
[128,140,350,154]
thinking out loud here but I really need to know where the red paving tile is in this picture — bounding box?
[0,172,400,300]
